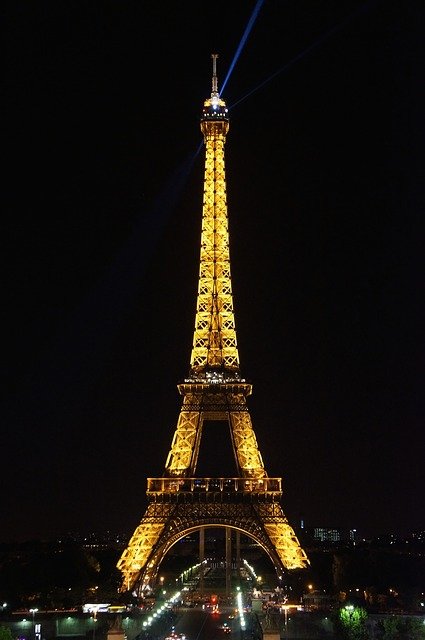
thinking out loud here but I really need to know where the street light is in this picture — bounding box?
[281,605,289,632]
[91,606,98,640]
[29,608,38,640]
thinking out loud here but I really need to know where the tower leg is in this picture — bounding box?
[117,501,308,593]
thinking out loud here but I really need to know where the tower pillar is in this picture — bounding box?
[225,527,232,597]
[199,527,205,597]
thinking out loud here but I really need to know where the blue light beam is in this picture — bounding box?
[220,0,265,96]
[229,1,376,111]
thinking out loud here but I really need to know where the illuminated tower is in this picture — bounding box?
[117,54,309,594]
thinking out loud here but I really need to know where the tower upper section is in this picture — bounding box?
[201,53,229,134]
[189,54,240,382]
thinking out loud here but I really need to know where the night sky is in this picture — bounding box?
[3,1,424,544]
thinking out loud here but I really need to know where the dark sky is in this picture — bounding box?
[3,1,424,544]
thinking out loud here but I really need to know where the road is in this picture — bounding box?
[152,605,258,640]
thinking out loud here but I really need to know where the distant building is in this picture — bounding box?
[313,528,341,543]
[303,590,337,611]
[307,527,358,546]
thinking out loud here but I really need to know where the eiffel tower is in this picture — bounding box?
[117,54,309,595]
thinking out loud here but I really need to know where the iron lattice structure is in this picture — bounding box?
[117,54,309,594]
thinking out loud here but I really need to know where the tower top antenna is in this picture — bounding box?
[211,53,219,98]
[202,52,227,120]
